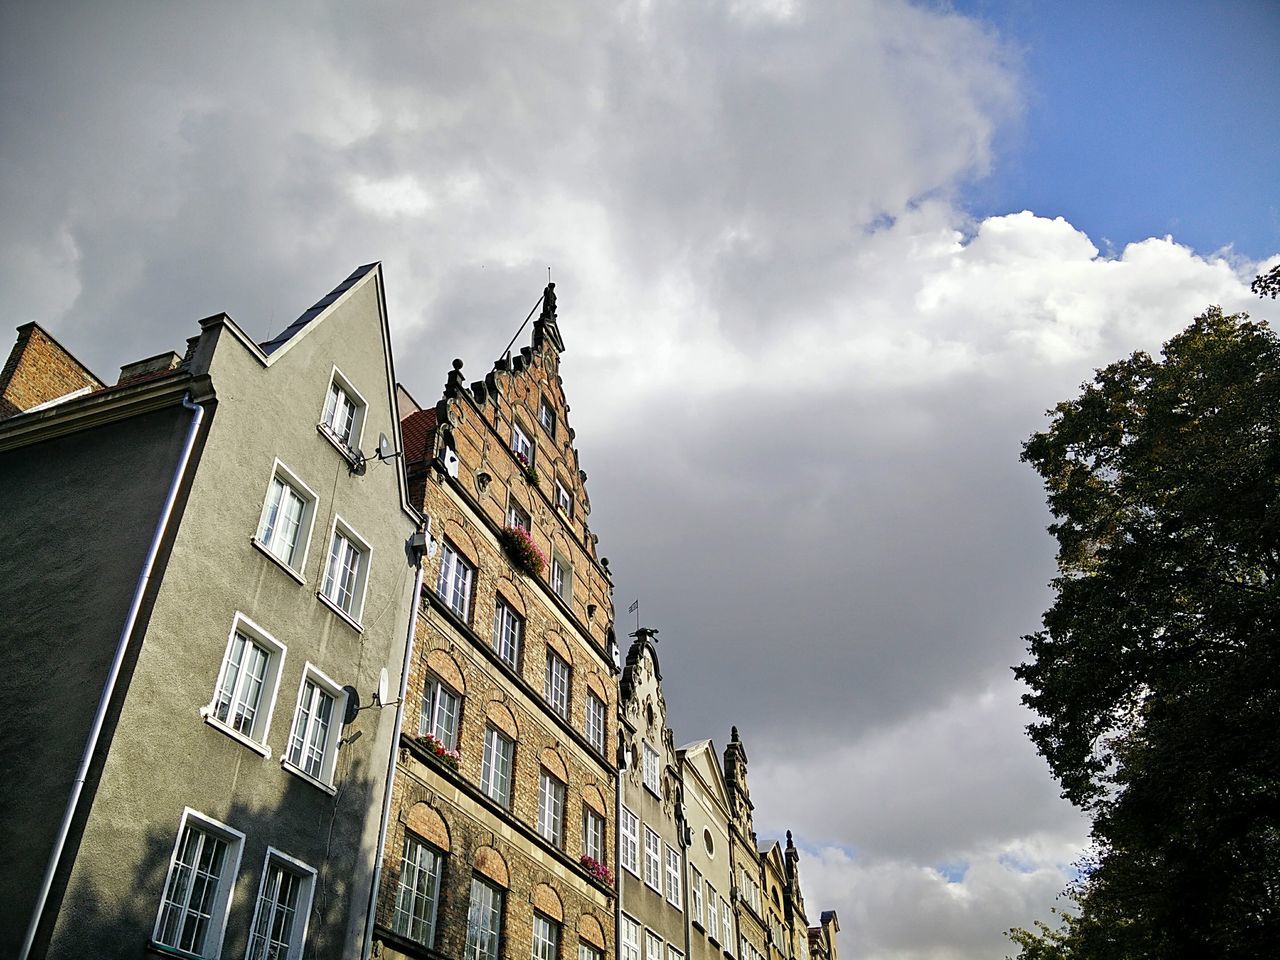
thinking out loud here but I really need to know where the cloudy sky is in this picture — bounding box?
[3,1,1277,957]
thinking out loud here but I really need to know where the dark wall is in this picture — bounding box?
[0,405,192,956]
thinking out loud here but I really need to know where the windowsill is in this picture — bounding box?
[317,422,363,465]
[250,537,307,584]
[373,923,448,960]
[645,880,662,894]
[200,709,272,758]
[622,865,641,879]
[693,921,706,934]
[316,591,364,633]
[281,758,338,795]
[644,784,661,798]
[146,939,211,960]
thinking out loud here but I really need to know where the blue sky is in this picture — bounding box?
[954,0,1280,259]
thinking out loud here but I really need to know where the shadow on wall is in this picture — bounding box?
[46,751,378,960]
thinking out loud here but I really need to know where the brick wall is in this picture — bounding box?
[0,323,103,419]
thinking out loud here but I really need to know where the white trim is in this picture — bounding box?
[24,385,93,414]
[282,661,347,790]
[201,612,287,755]
[152,807,245,958]
[245,847,317,960]
[318,364,369,456]
[253,458,319,578]
[318,513,373,626]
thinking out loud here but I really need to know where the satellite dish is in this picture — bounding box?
[342,686,361,725]
[376,667,390,706]
[377,432,394,461]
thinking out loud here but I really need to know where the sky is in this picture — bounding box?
[2,2,1277,958]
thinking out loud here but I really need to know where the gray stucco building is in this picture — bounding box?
[0,264,421,960]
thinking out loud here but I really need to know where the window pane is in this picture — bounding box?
[247,861,305,960]
[156,824,229,954]
[465,877,502,960]
[392,835,441,946]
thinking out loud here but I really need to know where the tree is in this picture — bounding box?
[1252,262,1280,300]
[1013,306,1280,959]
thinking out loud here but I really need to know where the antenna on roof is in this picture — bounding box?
[498,277,551,362]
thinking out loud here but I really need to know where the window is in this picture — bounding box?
[550,552,572,603]
[539,395,556,436]
[481,726,515,808]
[533,913,560,960]
[668,948,684,960]
[511,421,533,467]
[153,809,244,958]
[721,897,733,948]
[207,614,284,751]
[621,916,641,960]
[690,866,703,925]
[544,650,570,717]
[643,742,661,794]
[437,541,475,620]
[493,597,524,669]
[585,692,606,753]
[285,665,345,788]
[538,770,566,847]
[246,849,316,960]
[419,675,461,748]
[645,931,663,960]
[665,846,682,908]
[507,499,531,532]
[464,876,503,960]
[706,884,719,940]
[643,827,662,891]
[583,807,605,862]
[580,943,603,960]
[554,480,572,517]
[320,518,371,624]
[392,834,443,947]
[620,806,639,876]
[320,368,367,452]
[255,462,316,573]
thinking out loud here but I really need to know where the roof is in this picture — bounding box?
[259,262,380,355]
[401,407,438,463]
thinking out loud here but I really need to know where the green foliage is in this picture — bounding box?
[1016,307,1280,958]
[1252,262,1280,299]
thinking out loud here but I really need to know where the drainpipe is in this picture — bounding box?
[361,528,427,959]
[616,735,627,960]
[19,393,205,960]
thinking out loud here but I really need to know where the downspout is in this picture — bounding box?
[361,533,426,960]
[616,735,627,960]
[19,393,205,960]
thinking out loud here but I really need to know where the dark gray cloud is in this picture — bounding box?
[2,3,1275,958]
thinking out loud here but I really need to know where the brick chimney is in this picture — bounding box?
[0,322,104,420]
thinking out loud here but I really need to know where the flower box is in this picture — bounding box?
[514,450,539,485]
[416,734,461,771]
[499,525,547,578]
[580,854,614,887]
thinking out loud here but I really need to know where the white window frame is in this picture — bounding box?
[554,479,572,517]
[645,930,663,960]
[437,540,475,621]
[319,365,368,455]
[318,515,372,627]
[481,725,515,808]
[202,612,286,756]
[245,847,317,960]
[642,742,661,795]
[538,395,556,437]
[391,832,444,948]
[533,912,561,960]
[721,897,734,949]
[253,459,318,580]
[538,769,566,848]
[550,551,573,604]
[668,947,685,960]
[152,807,245,958]
[465,875,504,960]
[544,649,571,718]
[493,596,523,669]
[621,915,641,960]
[511,420,534,466]
[690,865,703,925]
[643,826,662,892]
[620,806,640,876]
[665,845,682,908]
[583,806,606,862]
[585,692,606,753]
[283,662,346,792]
[419,674,461,748]
[506,498,531,532]
[706,883,719,942]
[579,943,603,960]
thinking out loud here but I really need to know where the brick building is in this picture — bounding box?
[370,284,619,960]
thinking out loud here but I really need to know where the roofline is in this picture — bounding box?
[11,320,105,385]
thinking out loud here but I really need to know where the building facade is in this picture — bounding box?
[679,740,737,960]
[371,285,619,960]
[0,264,421,960]
[619,630,688,960]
